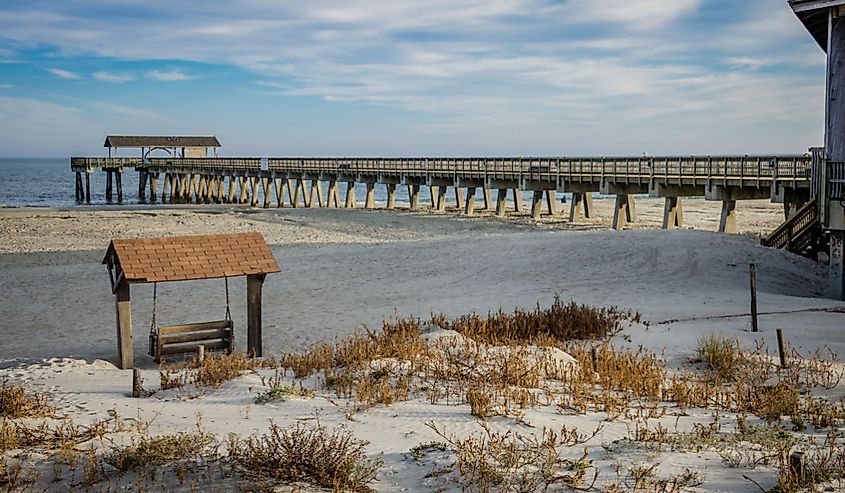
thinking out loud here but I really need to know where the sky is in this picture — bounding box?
[0,0,829,157]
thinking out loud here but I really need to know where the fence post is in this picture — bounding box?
[750,263,758,332]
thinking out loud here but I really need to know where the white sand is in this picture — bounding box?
[1,200,844,492]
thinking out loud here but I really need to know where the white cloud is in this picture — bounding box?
[93,71,133,82]
[145,69,193,81]
[0,84,13,89]
[47,68,80,79]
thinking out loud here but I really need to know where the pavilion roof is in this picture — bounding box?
[104,135,221,148]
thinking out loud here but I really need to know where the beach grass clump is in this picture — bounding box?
[228,421,382,492]
[160,351,276,394]
[0,382,54,418]
[103,430,218,474]
[695,334,742,382]
[432,295,642,346]
[254,385,315,404]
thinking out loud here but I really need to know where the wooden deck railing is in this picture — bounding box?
[762,198,819,249]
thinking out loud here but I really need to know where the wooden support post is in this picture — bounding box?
[215,177,224,204]
[262,177,272,208]
[789,452,805,484]
[545,190,557,216]
[316,180,325,207]
[327,180,339,208]
[776,328,787,368]
[454,187,465,209]
[496,189,508,216]
[149,173,158,202]
[344,182,356,208]
[409,184,420,210]
[114,280,133,369]
[513,188,523,212]
[274,178,285,208]
[387,184,396,209]
[137,170,147,201]
[430,186,439,209]
[227,176,237,203]
[482,188,492,210]
[750,263,758,333]
[365,182,376,208]
[197,345,205,364]
[569,192,593,222]
[662,196,683,229]
[187,175,196,203]
[198,176,207,204]
[437,186,447,211]
[293,178,304,207]
[105,170,113,202]
[116,171,123,203]
[530,190,544,220]
[464,187,476,216]
[178,174,188,202]
[169,174,178,204]
[75,172,83,202]
[250,177,260,207]
[132,368,143,398]
[719,200,737,233]
[239,176,249,204]
[85,172,91,203]
[612,194,635,230]
[246,274,265,358]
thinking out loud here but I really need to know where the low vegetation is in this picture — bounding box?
[0,381,54,418]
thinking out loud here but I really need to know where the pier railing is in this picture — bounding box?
[70,155,812,186]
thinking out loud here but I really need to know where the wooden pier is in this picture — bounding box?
[70,154,813,232]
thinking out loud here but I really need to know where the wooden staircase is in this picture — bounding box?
[761,198,826,259]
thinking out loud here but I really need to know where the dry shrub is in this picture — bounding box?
[103,430,218,474]
[0,382,54,418]
[160,351,275,394]
[436,295,642,346]
[753,381,800,423]
[466,386,493,419]
[428,420,599,493]
[1,416,114,453]
[228,421,382,492]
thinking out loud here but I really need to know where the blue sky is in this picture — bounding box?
[0,0,828,157]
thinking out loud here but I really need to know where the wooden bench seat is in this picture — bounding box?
[153,320,234,363]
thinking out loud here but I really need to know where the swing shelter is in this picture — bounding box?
[103,232,280,369]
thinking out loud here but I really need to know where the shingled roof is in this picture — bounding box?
[104,136,221,148]
[103,232,279,284]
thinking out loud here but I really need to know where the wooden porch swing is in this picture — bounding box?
[103,232,280,369]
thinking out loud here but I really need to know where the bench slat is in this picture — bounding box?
[160,328,232,345]
[159,339,231,356]
[158,320,233,335]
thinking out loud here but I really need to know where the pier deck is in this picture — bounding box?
[70,154,814,232]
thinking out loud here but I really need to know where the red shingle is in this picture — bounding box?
[103,232,280,283]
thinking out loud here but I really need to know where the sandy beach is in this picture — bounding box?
[2,199,844,492]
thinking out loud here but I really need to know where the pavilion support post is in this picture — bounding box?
[662,196,683,229]
[286,179,296,207]
[464,187,477,216]
[386,184,396,209]
[85,172,91,203]
[198,176,207,204]
[430,186,439,209]
[409,184,420,210]
[246,274,266,358]
[316,180,325,207]
[513,189,523,212]
[327,180,339,208]
[114,280,133,369]
[365,182,376,208]
[482,188,492,210]
[169,174,178,204]
[137,170,147,201]
[569,192,593,222]
[545,190,558,216]
[454,187,465,210]
[116,172,123,203]
[217,176,226,204]
[611,194,635,230]
[437,186,447,211]
[75,172,83,202]
[239,177,249,204]
[106,170,113,202]
[530,191,544,220]
[831,232,845,300]
[719,200,737,234]
[187,175,196,203]
[149,173,158,202]
[208,176,217,203]
[262,177,272,208]
[828,11,845,300]
[496,189,508,216]
[345,182,356,208]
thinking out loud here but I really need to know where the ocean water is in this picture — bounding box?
[0,157,559,208]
